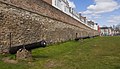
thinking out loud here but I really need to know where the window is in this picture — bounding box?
[57,0,61,8]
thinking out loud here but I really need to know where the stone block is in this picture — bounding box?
[16,48,32,60]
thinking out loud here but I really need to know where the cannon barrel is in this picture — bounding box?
[75,36,90,41]
[75,35,99,41]
[9,40,47,54]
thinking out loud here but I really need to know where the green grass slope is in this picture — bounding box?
[0,36,120,69]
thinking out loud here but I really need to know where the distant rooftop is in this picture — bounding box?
[100,27,112,29]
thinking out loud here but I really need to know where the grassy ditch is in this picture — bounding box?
[0,36,120,69]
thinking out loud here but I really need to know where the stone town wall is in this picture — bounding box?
[0,0,98,49]
[42,0,52,5]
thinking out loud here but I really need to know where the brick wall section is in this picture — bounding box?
[0,0,93,30]
[0,0,98,49]
[42,0,52,5]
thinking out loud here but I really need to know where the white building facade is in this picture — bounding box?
[52,0,99,31]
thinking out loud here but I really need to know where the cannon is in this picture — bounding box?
[75,36,91,41]
[9,40,47,54]
[75,35,99,41]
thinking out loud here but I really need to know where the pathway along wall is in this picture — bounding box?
[0,0,98,49]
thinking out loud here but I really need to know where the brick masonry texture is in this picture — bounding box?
[0,0,98,49]
[42,0,52,5]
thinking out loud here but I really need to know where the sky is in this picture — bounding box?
[68,0,120,27]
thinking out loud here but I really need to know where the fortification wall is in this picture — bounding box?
[0,0,98,49]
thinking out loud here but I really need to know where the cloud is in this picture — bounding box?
[107,15,120,24]
[81,0,120,26]
[83,0,120,14]
[67,0,76,8]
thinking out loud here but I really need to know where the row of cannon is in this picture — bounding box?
[9,35,99,54]
[75,35,99,41]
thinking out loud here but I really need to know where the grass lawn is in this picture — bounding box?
[0,36,120,69]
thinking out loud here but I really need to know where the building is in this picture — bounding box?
[100,26,120,36]
[100,27,113,36]
[43,0,99,31]
[94,23,98,30]
[52,0,70,15]
[87,21,94,28]
[113,30,120,36]
[79,13,87,24]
